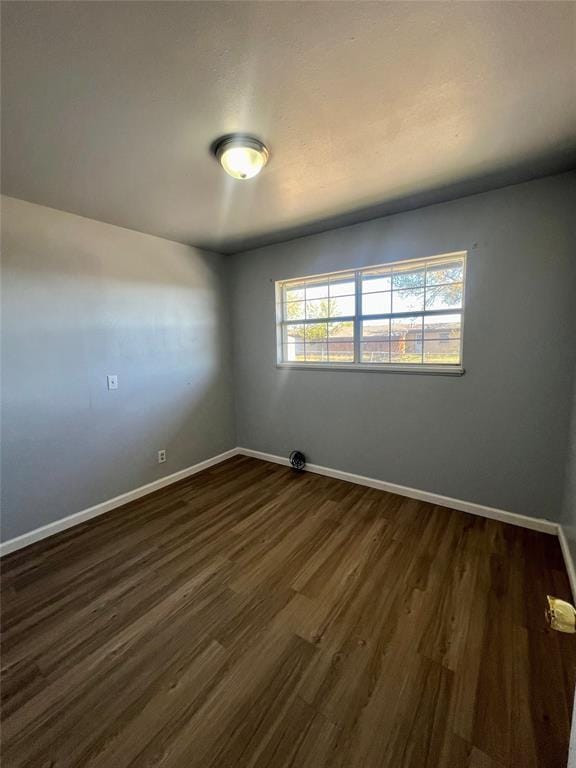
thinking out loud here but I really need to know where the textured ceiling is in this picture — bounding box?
[2,1,576,254]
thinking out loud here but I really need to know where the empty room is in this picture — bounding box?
[1,1,576,766]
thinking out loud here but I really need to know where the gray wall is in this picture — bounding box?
[562,370,576,563]
[1,196,235,542]
[230,173,576,520]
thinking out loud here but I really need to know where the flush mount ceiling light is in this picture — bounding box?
[213,135,269,180]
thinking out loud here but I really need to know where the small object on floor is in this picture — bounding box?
[289,450,306,471]
[546,595,576,633]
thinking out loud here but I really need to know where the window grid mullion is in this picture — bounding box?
[357,308,463,322]
[354,269,361,364]
[422,263,428,365]
[281,316,355,326]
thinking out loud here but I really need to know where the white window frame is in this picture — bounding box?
[275,251,466,375]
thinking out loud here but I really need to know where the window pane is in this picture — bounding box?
[392,288,424,313]
[284,300,305,320]
[306,299,330,319]
[362,292,391,315]
[362,318,390,340]
[391,338,423,364]
[392,263,425,290]
[426,259,463,286]
[306,294,354,318]
[390,318,423,362]
[305,342,328,362]
[283,339,300,362]
[423,313,461,336]
[361,341,390,363]
[284,325,305,362]
[284,283,305,302]
[329,295,355,317]
[391,315,423,339]
[362,269,392,293]
[285,323,304,340]
[329,274,355,297]
[305,281,328,300]
[425,283,463,310]
[328,343,354,362]
[423,338,461,364]
[328,320,353,340]
[304,323,328,341]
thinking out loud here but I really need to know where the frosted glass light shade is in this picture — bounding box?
[214,136,269,180]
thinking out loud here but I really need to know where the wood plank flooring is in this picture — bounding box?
[1,455,575,767]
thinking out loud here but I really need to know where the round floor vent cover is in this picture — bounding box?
[289,450,306,471]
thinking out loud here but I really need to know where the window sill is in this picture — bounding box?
[276,363,465,376]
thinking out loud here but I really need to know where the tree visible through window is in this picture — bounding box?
[276,253,466,369]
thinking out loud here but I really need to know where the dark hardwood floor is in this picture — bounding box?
[1,455,575,767]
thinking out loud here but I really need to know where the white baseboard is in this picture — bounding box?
[0,444,560,558]
[0,448,239,557]
[237,447,558,535]
[558,526,576,602]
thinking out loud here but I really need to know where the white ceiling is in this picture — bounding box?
[2,1,575,254]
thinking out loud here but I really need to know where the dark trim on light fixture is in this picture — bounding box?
[211,134,269,160]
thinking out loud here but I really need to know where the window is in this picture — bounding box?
[276,252,466,373]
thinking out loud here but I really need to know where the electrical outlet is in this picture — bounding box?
[158,449,167,464]
[107,374,118,390]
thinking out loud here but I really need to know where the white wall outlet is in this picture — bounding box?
[158,449,167,464]
[107,374,118,390]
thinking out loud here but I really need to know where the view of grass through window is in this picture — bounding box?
[276,252,465,368]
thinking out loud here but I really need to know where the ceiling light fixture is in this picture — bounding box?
[213,135,269,180]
